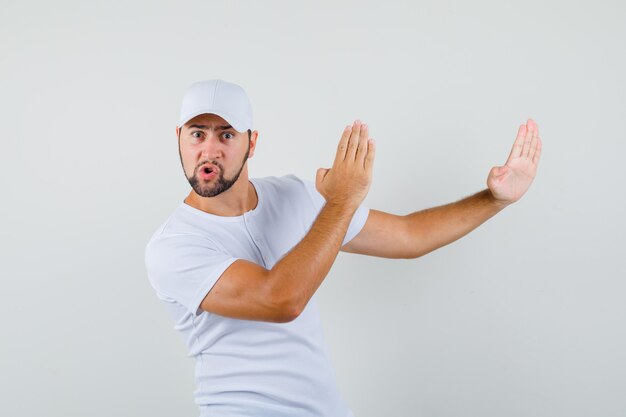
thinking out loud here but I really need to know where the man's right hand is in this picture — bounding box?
[316,120,376,211]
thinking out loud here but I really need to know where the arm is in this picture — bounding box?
[200,121,376,322]
[342,118,543,259]
[204,202,358,322]
[342,190,505,259]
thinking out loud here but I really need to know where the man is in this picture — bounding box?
[145,79,542,417]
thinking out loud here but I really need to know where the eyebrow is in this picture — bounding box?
[187,124,233,131]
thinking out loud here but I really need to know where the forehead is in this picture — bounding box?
[185,113,230,128]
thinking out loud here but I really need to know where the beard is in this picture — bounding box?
[183,141,251,198]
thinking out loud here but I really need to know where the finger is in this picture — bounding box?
[345,120,362,162]
[528,127,540,161]
[364,138,376,171]
[334,125,353,163]
[354,123,369,163]
[507,124,527,163]
[522,119,539,161]
[521,119,534,158]
[532,135,542,165]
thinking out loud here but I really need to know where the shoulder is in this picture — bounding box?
[250,174,321,214]
[252,173,307,192]
[144,221,229,297]
[144,207,218,266]
[252,174,315,202]
[145,228,214,270]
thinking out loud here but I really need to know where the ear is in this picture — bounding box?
[176,126,181,138]
[248,130,259,158]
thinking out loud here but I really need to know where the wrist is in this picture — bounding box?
[324,199,359,216]
[487,189,512,210]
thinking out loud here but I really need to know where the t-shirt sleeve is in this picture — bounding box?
[300,176,370,246]
[145,233,239,317]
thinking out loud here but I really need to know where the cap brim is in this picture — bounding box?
[178,108,249,132]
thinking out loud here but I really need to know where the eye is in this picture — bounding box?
[189,131,205,144]
[222,132,235,140]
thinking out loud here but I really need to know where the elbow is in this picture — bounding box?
[275,288,304,322]
[409,246,439,259]
[276,303,302,323]
[268,288,303,323]
[271,298,302,323]
[407,249,426,259]
[266,270,303,323]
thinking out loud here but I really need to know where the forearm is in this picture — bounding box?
[404,189,508,258]
[268,202,356,315]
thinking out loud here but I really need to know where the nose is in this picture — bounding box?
[199,132,223,160]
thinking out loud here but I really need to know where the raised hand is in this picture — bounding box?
[316,120,376,210]
[487,118,543,206]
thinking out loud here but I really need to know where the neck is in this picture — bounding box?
[184,171,258,217]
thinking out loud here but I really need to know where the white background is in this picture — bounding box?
[2,1,625,416]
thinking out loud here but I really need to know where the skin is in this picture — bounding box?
[176,114,542,322]
[176,113,259,216]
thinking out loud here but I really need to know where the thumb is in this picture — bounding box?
[490,165,508,177]
[316,167,329,184]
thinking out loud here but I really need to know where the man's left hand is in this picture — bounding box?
[487,118,543,207]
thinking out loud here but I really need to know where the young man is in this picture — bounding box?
[145,79,542,417]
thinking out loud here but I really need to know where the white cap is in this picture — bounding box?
[178,79,253,132]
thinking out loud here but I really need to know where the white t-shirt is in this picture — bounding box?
[145,174,369,417]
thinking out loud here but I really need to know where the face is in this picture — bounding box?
[176,113,257,198]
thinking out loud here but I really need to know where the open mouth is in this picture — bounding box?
[199,164,218,179]
[199,164,218,174]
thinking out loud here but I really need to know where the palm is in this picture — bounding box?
[487,119,543,205]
